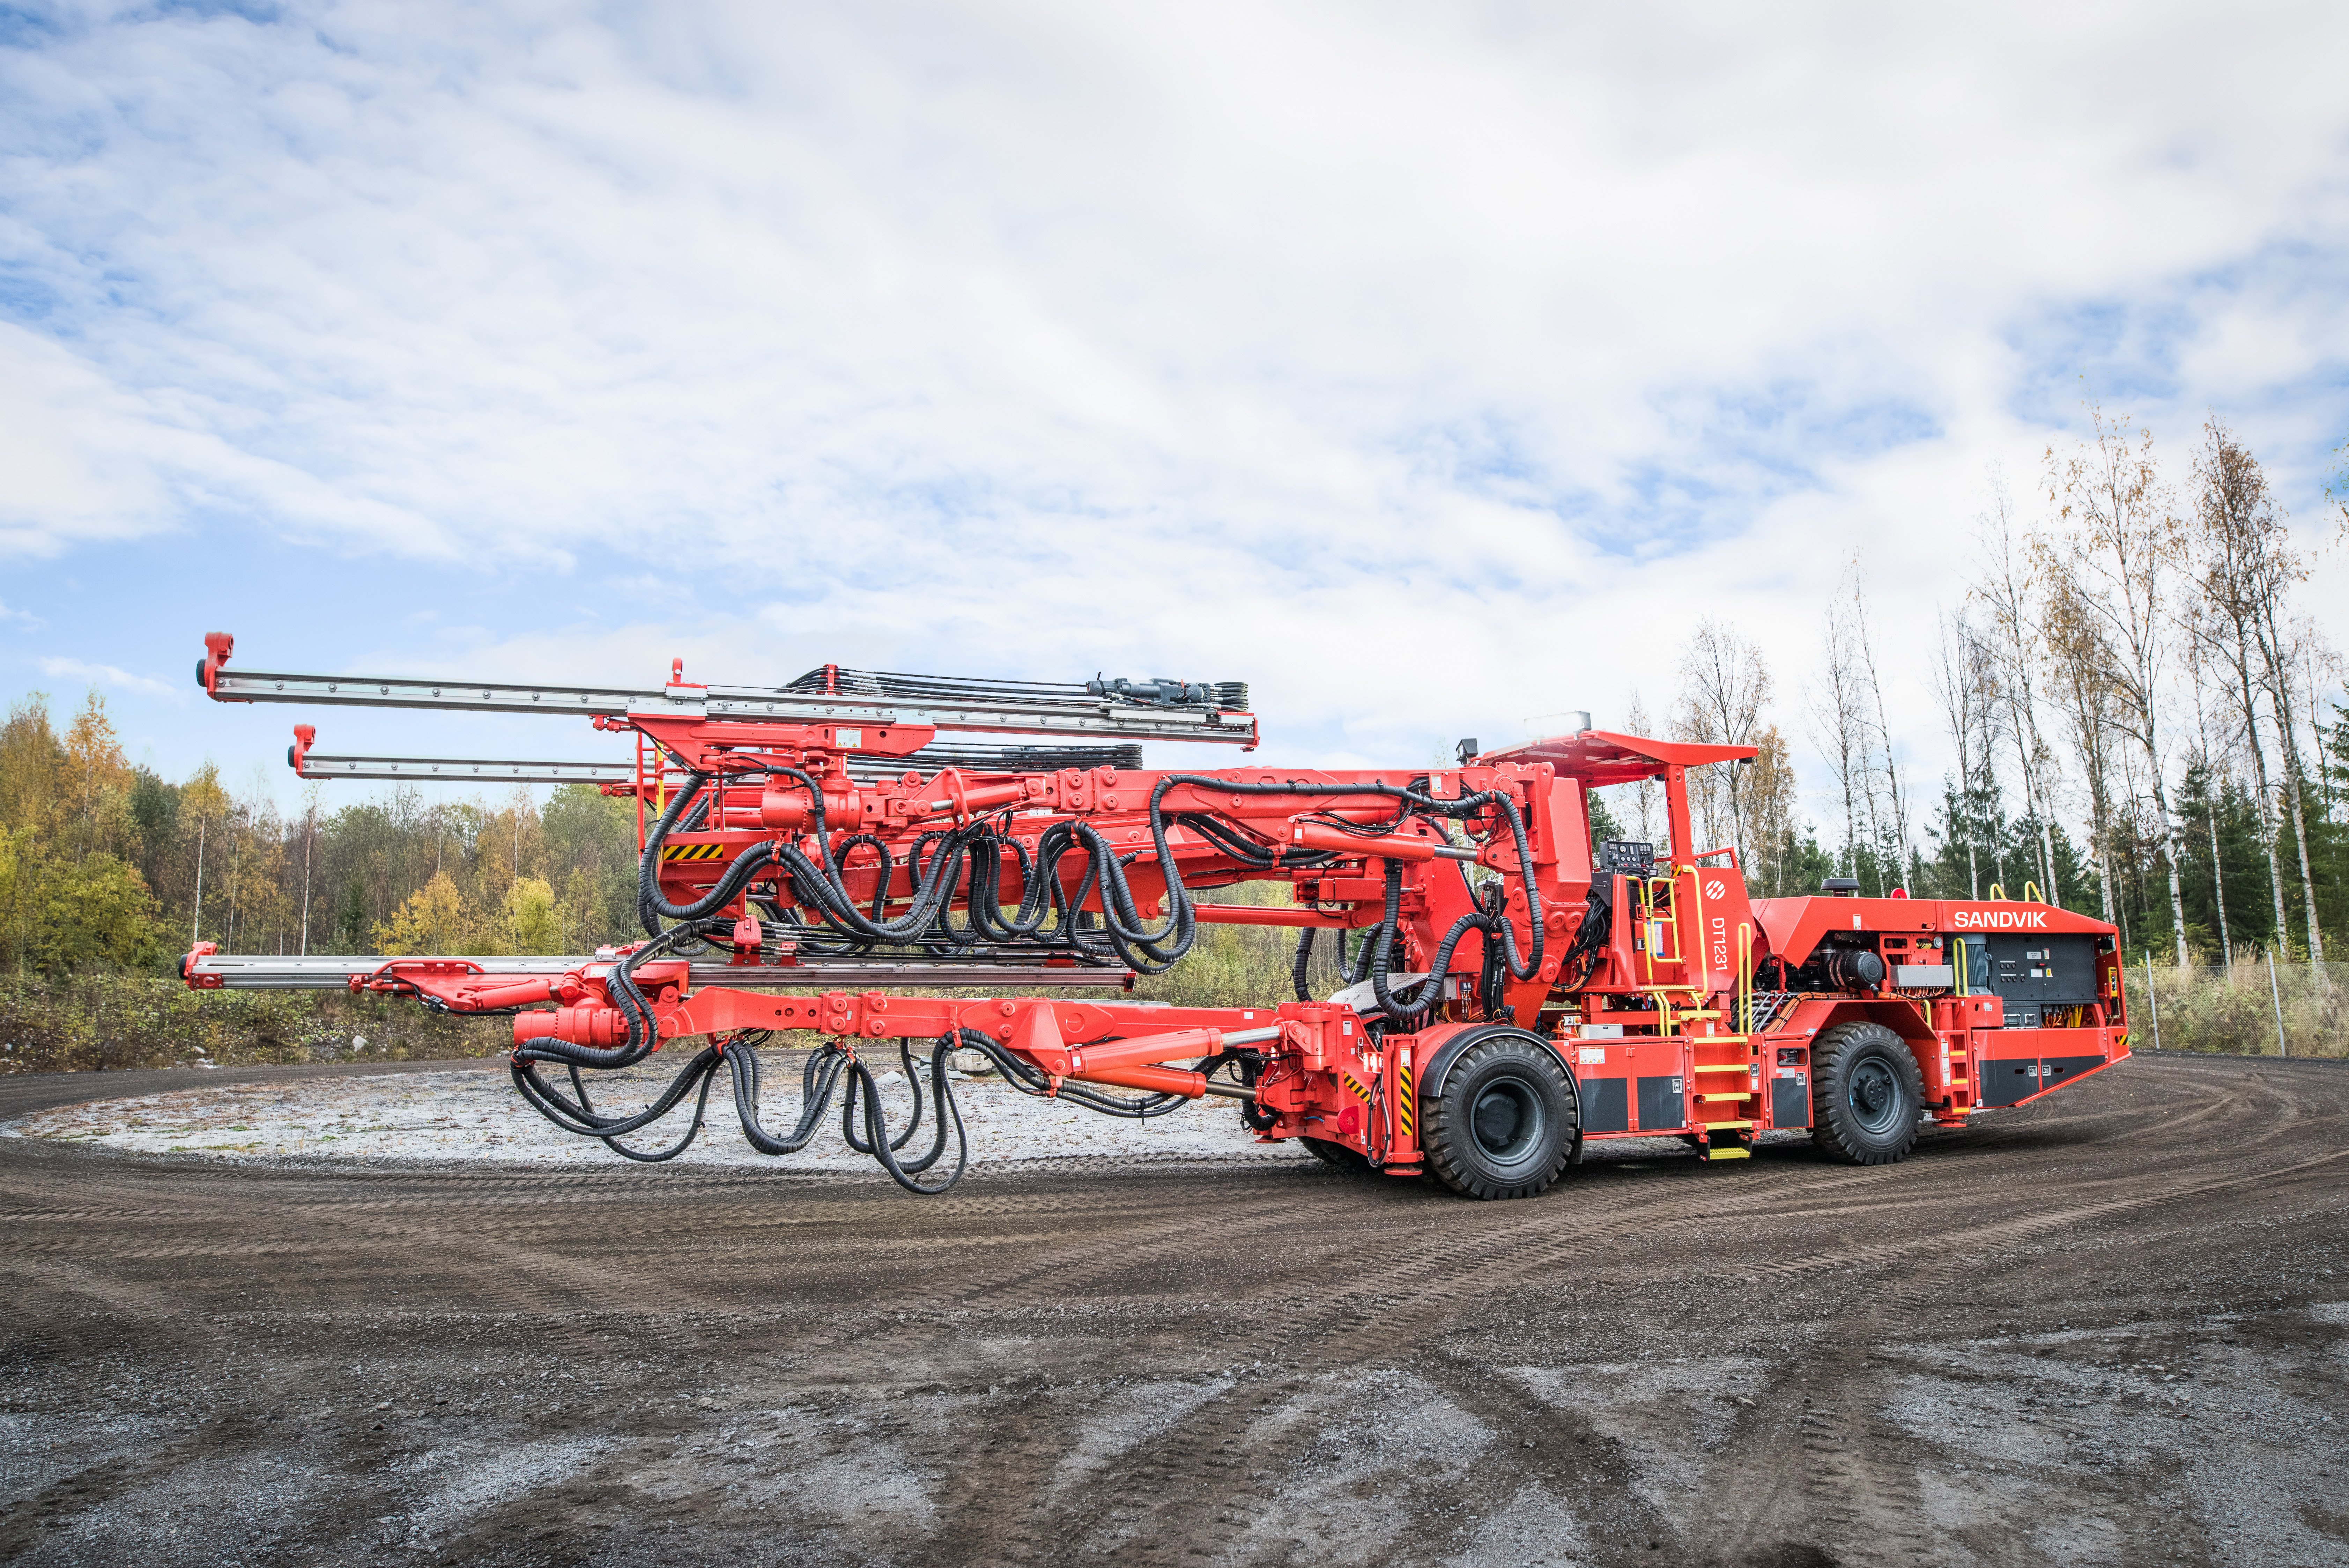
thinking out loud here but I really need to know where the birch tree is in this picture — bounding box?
[1809,583,1869,882]
[1848,568,1914,890]
[2183,633,2233,964]
[2255,606,2325,962]
[1675,619,1771,859]
[2051,410,2189,966]
[1931,609,2000,899]
[1972,490,2061,903]
[2190,419,2302,955]
[2042,564,2123,930]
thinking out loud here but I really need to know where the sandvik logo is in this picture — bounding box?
[1704,879,1726,900]
[1952,908,2050,930]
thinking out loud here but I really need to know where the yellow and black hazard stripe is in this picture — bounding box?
[1338,1070,1372,1105]
[660,842,728,862]
[1396,1058,1416,1140]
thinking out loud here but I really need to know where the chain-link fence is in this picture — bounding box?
[2120,959,2348,1059]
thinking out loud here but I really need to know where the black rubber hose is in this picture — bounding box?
[759,769,991,944]
[637,772,709,936]
[638,770,779,935]
[1292,926,1316,1002]
[515,916,715,1071]
[1367,860,1442,1026]
[509,1043,720,1141]
[1135,774,1548,984]
[833,834,895,920]
[729,1039,850,1155]
[843,1042,928,1154]
[845,1040,968,1194]
[600,1054,726,1162]
[941,1028,1191,1118]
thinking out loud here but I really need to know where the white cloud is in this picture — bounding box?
[36,657,184,701]
[1,1,2345,832]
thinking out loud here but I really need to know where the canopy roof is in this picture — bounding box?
[1482,729,1756,785]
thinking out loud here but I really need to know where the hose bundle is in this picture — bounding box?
[509,1012,1225,1192]
[636,764,1547,1021]
[1143,775,1546,1027]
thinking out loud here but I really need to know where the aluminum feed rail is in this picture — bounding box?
[292,752,637,785]
[202,639,1257,746]
[183,952,1136,992]
[287,741,1148,786]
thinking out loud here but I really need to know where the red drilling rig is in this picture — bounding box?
[181,634,2131,1196]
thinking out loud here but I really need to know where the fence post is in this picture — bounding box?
[2144,952,2161,1052]
[2267,949,2287,1058]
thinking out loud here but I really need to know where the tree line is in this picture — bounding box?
[0,695,644,975]
[1642,411,2345,964]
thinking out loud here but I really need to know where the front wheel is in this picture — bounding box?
[1420,1029,1578,1199]
[1810,1021,1924,1165]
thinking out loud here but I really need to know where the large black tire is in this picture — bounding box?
[1810,1021,1924,1165]
[1420,1029,1578,1199]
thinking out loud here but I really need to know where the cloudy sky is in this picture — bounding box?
[4,1,2346,827]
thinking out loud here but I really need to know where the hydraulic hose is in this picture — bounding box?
[634,764,1547,1012]
[730,1039,852,1155]
[638,771,777,937]
[507,1015,1209,1192]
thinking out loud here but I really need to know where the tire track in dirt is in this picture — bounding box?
[4,1053,2347,1568]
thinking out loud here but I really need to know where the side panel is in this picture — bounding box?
[1770,1070,1811,1129]
[1580,1076,1630,1134]
[1576,1036,1688,1138]
[2039,1054,2106,1092]
[1973,1027,2119,1106]
[1977,1052,2040,1107]
[1980,934,2100,1009]
[1636,1074,1687,1132]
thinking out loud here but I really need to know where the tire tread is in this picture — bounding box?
[1420,1035,1576,1200]
[1809,1020,1924,1166]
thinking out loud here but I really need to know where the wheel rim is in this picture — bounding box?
[1470,1078,1545,1164]
[1847,1056,1902,1136]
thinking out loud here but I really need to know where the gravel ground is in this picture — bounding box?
[2,1056,1307,1174]
[0,1050,2344,1567]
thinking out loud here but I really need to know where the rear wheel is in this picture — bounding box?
[1810,1021,1924,1165]
[1420,1029,1578,1199]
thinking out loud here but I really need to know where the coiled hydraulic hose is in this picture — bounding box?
[1142,775,1547,1023]
[636,766,1546,1011]
[638,771,776,936]
[507,1020,1215,1192]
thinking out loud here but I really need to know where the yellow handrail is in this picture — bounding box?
[2023,880,2043,903]
[1636,877,1655,987]
[1671,863,1711,1005]
[1736,922,1754,1035]
[1987,883,2007,901]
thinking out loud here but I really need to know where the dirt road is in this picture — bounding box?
[3,1052,2344,1567]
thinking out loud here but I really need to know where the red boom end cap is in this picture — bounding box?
[198,632,234,696]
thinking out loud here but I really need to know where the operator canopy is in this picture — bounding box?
[1486,730,1757,786]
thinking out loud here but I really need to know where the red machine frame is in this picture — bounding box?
[184,636,2131,1194]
